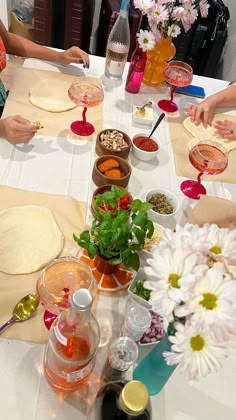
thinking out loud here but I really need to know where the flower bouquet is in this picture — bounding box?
[143,223,236,380]
[134,0,210,50]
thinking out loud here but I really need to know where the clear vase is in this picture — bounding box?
[132,333,177,396]
[142,37,176,87]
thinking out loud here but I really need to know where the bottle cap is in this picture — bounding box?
[119,380,149,415]
[71,288,92,311]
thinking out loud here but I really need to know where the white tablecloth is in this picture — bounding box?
[0,55,235,420]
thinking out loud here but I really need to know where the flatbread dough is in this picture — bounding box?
[29,79,77,112]
[0,205,64,274]
[183,116,236,152]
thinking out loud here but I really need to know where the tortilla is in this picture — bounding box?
[29,79,77,112]
[183,116,236,151]
[0,205,64,274]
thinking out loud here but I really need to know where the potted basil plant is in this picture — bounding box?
[73,186,154,273]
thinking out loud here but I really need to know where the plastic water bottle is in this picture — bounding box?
[43,288,100,393]
[104,0,130,80]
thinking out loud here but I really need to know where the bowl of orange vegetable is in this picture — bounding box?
[92,155,132,188]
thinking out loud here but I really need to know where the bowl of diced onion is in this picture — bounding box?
[139,310,166,346]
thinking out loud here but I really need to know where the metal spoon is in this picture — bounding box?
[148,112,165,138]
[0,293,39,333]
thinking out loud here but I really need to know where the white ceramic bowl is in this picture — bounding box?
[131,133,160,161]
[145,188,179,223]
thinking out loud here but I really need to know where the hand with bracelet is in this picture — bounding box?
[187,82,236,138]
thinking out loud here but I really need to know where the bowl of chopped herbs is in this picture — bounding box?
[145,188,179,223]
[128,268,153,309]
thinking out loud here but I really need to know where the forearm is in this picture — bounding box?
[5,32,61,61]
[209,85,236,108]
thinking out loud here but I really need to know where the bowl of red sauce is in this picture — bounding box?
[132,133,160,161]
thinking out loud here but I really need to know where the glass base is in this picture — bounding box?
[44,310,58,330]
[70,121,95,136]
[158,99,178,113]
[181,180,206,200]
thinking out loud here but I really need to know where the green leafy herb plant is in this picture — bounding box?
[73,185,154,271]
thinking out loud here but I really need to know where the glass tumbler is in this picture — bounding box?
[122,303,151,342]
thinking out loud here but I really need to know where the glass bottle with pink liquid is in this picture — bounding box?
[43,288,100,393]
[125,41,147,94]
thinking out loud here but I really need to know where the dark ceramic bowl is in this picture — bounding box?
[91,184,133,215]
[96,129,131,159]
[92,155,132,188]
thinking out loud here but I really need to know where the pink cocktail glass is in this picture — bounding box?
[158,60,193,113]
[36,256,97,329]
[68,77,104,136]
[181,140,228,200]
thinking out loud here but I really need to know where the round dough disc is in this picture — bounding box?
[0,205,64,274]
[29,79,77,112]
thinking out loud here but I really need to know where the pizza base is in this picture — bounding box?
[183,116,236,152]
[29,79,77,112]
[0,205,64,274]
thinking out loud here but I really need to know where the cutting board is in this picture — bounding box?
[2,67,103,140]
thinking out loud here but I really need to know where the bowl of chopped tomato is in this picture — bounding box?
[132,133,160,161]
[91,184,133,216]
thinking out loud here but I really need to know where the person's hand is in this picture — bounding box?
[213,119,236,140]
[187,97,218,127]
[58,46,89,68]
[0,115,39,144]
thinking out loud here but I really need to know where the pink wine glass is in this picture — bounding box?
[158,60,193,113]
[68,76,104,136]
[181,140,228,200]
[36,256,97,329]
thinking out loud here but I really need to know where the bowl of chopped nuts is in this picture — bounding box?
[96,129,131,159]
[145,188,179,223]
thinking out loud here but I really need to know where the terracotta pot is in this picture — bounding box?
[94,254,118,274]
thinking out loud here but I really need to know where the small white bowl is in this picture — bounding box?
[132,133,160,161]
[145,188,179,223]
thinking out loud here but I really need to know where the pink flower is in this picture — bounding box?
[199,0,210,18]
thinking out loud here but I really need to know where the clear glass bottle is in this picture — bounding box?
[104,0,130,80]
[88,380,151,419]
[43,288,100,393]
[125,41,147,93]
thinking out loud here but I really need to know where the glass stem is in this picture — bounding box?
[82,107,87,125]
[197,172,204,184]
[170,85,176,102]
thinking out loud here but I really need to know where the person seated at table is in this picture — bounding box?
[187,83,236,139]
[0,19,89,145]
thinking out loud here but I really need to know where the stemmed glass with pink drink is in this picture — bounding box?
[36,256,97,329]
[68,76,104,136]
[158,60,193,113]
[181,140,228,200]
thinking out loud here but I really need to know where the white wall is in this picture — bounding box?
[221,0,236,81]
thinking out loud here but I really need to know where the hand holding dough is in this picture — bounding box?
[183,116,236,152]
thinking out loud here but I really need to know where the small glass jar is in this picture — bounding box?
[122,303,151,342]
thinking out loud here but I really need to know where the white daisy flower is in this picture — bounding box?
[137,29,156,52]
[164,322,227,380]
[175,267,236,338]
[206,224,236,263]
[144,246,205,320]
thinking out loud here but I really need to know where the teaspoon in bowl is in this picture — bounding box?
[0,293,39,333]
